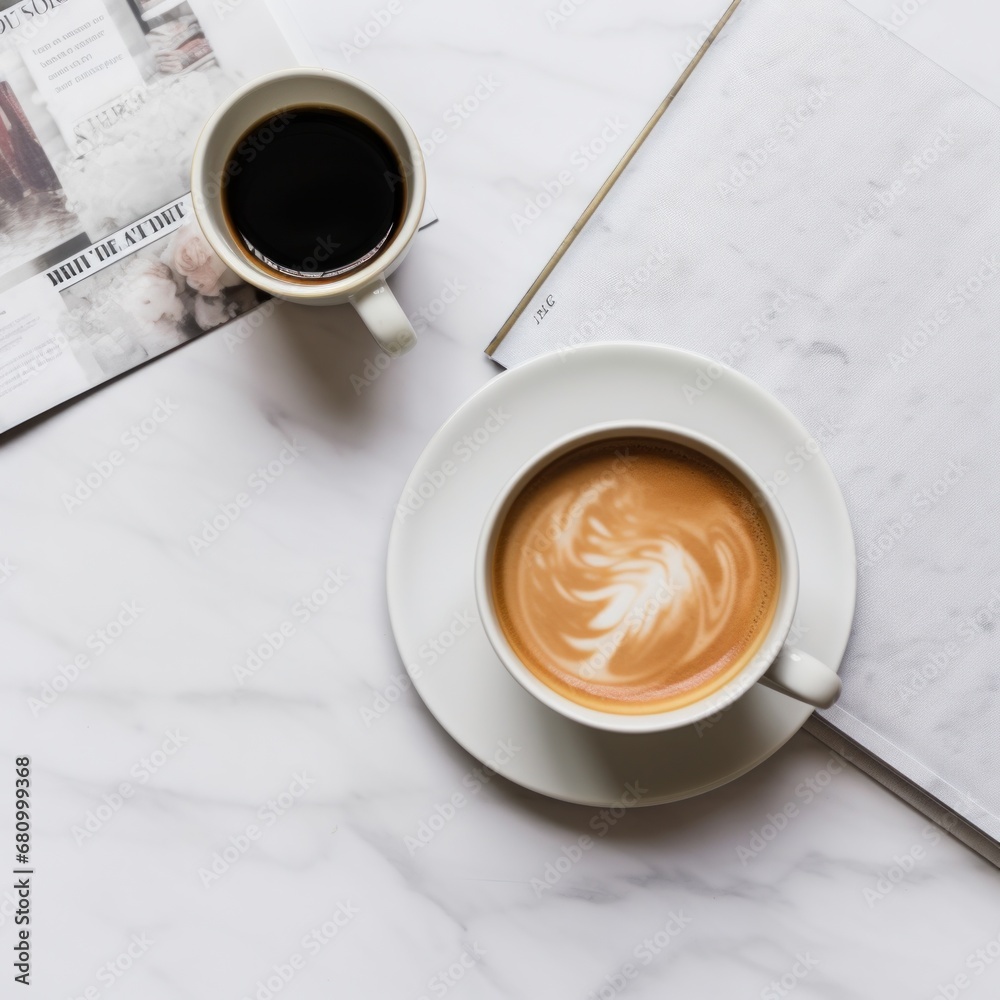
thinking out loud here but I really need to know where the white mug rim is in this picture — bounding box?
[474,420,801,734]
[190,67,426,302]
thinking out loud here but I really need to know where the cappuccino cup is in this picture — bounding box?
[191,68,426,355]
[475,421,841,734]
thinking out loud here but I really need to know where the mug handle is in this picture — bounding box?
[349,278,417,356]
[758,647,842,708]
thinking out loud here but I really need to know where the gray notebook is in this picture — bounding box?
[488,0,1000,861]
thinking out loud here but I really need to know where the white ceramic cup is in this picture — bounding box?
[474,421,842,735]
[191,67,426,355]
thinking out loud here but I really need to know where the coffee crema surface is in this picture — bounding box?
[491,438,780,714]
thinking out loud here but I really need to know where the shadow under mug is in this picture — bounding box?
[190,67,426,355]
[474,420,842,735]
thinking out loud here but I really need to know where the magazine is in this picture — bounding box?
[0,0,297,432]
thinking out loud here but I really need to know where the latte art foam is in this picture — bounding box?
[492,439,780,714]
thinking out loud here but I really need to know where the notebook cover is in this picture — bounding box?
[487,0,1000,863]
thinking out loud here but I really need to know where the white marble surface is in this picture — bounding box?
[4,0,1000,996]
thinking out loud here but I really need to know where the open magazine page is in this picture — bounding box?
[0,0,297,432]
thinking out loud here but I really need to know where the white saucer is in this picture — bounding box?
[386,343,856,806]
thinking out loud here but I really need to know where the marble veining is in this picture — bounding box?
[3,0,1000,996]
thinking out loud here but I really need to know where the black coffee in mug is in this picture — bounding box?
[222,105,406,281]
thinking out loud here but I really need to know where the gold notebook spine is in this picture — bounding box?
[486,0,745,357]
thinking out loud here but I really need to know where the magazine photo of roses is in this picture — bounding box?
[58,220,267,380]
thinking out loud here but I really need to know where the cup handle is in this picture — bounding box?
[758,647,842,708]
[349,277,417,356]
